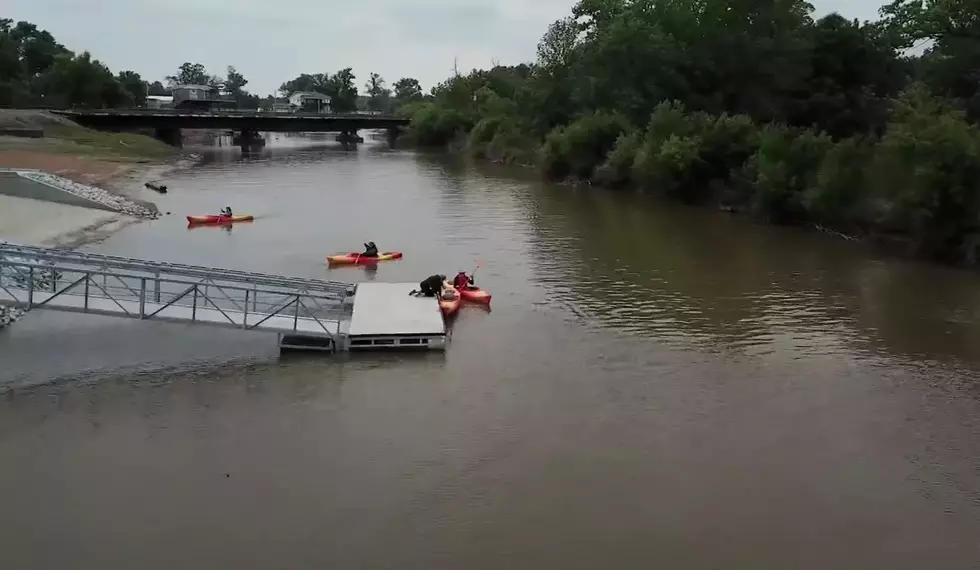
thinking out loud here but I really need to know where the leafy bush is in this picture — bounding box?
[594,130,642,187]
[405,102,472,147]
[803,136,873,229]
[539,111,630,180]
[746,126,833,223]
[870,85,980,261]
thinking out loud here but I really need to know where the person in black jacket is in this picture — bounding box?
[412,274,446,297]
[361,241,378,257]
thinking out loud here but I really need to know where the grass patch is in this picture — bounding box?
[43,124,177,161]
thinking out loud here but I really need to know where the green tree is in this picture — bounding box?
[279,73,329,96]
[0,18,172,109]
[536,16,579,70]
[223,66,248,95]
[365,72,390,112]
[790,14,910,138]
[116,70,146,107]
[36,51,129,108]
[871,84,980,261]
[880,0,980,119]
[146,81,168,96]
[392,77,423,104]
[329,67,358,112]
[166,62,211,87]
[9,20,68,77]
[222,65,260,108]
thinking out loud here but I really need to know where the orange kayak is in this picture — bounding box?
[438,287,461,316]
[326,251,403,266]
[459,285,491,305]
[186,214,254,225]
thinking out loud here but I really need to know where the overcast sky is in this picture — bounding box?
[8,0,886,96]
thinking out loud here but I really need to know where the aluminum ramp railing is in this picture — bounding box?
[0,242,351,297]
[0,242,354,350]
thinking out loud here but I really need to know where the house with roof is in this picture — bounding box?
[172,84,235,111]
[287,91,331,113]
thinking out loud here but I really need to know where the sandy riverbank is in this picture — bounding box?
[0,111,195,328]
[0,148,189,244]
[0,110,197,241]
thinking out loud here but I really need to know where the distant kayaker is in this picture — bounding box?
[220,206,233,217]
[452,271,474,289]
[411,274,446,297]
[362,241,378,257]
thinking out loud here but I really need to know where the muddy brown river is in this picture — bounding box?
[2,136,979,568]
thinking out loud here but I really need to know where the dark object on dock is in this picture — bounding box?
[145,182,167,193]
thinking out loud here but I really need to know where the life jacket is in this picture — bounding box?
[453,273,469,288]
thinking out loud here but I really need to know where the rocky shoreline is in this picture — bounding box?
[15,170,160,218]
[0,159,194,330]
[0,307,24,328]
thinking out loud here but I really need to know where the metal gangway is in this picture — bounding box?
[0,242,355,351]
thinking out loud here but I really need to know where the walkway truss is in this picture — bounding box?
[0,242,355,351]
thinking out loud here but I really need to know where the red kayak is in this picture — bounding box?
[438,287,462,316]
[186,214,254,225]
[459,285,491,305]
[326,252,403,266]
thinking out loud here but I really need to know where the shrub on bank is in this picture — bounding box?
[594,130,642,187]
[403,102,472,147]
[631,105,760,204]
[869,85,980,262]
[402,83,980,265]
[744,126,833,224]
[539,111,630,180]
[803,135,873,230]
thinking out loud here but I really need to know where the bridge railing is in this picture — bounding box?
[0,256,349,341]
[54,108,407,120]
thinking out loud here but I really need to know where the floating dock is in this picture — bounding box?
[342,282,447,350]
[0,243,447,353]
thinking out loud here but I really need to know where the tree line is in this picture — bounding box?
[277,71,424,113]
[0,18,423,113]
[398,0,980,266]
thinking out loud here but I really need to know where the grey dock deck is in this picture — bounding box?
[346,282,447,350]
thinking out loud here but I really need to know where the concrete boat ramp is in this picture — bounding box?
[0,242,447,353]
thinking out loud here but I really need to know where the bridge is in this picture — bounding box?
[52,109,410,146]
[0,243,447,352]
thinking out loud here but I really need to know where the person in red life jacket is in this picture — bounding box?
[452,270,473,290]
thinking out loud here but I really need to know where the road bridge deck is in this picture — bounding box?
[54,109,409,132]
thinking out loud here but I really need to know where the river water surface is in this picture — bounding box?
[2,136,980,569]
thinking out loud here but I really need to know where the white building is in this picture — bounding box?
[145,95,173,109]
[288,91,331,113]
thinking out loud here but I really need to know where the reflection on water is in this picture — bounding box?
[2,138,980,569]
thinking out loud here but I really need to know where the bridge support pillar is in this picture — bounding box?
[336,129,364,147]
[153,128,182,147]
[233,129,266,148]
[386,126,401,148]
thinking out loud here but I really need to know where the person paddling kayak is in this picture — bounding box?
[411,274,447,297]
[220,206,233,217]
[361,241,378,257]
[452,270,474,290]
